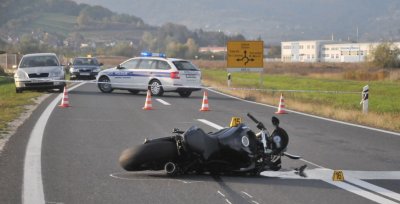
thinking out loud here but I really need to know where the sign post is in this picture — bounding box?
[360,85,369,114]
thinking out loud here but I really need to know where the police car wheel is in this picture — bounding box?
[149,80,164,96]
[98,76,113,93]
[178,91,192,97]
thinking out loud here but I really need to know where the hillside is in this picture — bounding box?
[73,0,400,43]
[0,0,245,57]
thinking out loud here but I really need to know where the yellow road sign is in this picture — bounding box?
[227,41,264,68]
[332,170,345,181]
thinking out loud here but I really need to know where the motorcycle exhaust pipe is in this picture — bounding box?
[164,162,178,176]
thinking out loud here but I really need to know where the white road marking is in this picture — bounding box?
[251,201,260,204]
[262,168,400,204]
[300,158,326,169]
[346,177,400,202]
[197,119,224,130]
[156,99,171,105]
[207,88,400,136]
[225,199,232,204]
[344,170,400,180]
[217,191,226,197]
[241,191,253,198]
[323,179,398,204]
[23,83,85,204]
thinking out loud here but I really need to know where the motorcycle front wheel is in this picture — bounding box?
[119,139,179,171]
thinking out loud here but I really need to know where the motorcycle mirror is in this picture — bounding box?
[272,116,280,127]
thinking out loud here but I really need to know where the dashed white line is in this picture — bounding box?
[197,119,224,130]
[225,199,232,204]
[251,201,260,204]
[217,191,226,197]
[241,191,253,198]
[156,99,171,105]
[23,83,85,204]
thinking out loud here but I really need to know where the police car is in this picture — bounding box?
[96,52,201,97]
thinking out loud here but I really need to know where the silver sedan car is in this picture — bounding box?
[14,53,66,93]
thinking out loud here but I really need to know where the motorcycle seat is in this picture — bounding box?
[183,126,219,160]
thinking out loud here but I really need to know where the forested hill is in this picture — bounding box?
[0,0,245,56]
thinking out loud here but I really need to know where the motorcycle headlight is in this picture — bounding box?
[69,67,77,73]
[14,70,28,80]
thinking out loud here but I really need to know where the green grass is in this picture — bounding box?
[0,77,42,131]
[202,69,400,114]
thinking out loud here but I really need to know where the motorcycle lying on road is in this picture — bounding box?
[119,113,302,176]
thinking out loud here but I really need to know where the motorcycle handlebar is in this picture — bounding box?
[247,113,266,130]
[247,113,259,124]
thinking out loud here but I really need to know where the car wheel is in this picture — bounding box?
[128,90,140,94]
[178,90,192,97]
[58,86,64,93]
[16,88,22,93]
[98,76,113,93]
[148,80,164,96]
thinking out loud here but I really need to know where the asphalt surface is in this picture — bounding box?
[0,82,399,204]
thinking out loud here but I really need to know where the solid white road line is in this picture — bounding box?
[346,178,400,202]
[197,119,224,130]
[322,179,399,204]
[156,99,171,105]
[262,168,400,204]
[206,88,400,136]
[344,171,400,180]
[23,83,85,204]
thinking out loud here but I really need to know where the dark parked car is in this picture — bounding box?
[69,57,103,80]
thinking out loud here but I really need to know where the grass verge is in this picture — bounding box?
[0,77,42,136]
[201,69,400,132]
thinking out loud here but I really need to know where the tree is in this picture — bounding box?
[369,43,400,68]
[185,38,199,59]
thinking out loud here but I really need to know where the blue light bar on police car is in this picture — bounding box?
[140,52,166,58]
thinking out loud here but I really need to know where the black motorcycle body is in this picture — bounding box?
[119,114,300,176]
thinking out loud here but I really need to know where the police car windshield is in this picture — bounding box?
[172,61,199,71]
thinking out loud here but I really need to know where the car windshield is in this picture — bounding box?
[73,58,99,66]
[19,56,59,68]
[172,61,199,71]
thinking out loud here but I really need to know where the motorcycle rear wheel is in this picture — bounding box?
[119,140,179,171]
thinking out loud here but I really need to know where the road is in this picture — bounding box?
[0,82,399,204]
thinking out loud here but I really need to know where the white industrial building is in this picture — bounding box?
[281,40,400,63]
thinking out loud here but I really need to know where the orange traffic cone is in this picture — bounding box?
[143,90,153,110]
[59,86,70,108]
[275,93,287,114]
[199,91,210,111]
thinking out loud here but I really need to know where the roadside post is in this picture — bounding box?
[227,73,232,87]
[360,85,369,114]
[226,41,264,86]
